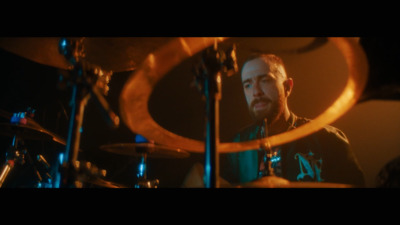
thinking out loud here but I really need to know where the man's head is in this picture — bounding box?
[241,54,293,124]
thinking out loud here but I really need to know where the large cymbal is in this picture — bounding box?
[119,37,369,153]
[0,37,173,72]
[99,143,190,158]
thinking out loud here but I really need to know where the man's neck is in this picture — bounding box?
[267,107,292,136]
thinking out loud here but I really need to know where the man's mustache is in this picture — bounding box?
[250,98,270,108]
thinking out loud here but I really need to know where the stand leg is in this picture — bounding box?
[0,136,21,188]
[0,160,14,187]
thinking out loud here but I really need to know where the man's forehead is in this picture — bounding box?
[241,58,273,79]
[241,70,272,81]
[241,57,285,80]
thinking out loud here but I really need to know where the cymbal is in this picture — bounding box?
[0,37,173,72]
[99,143,190,159]
[119,37,369,153]
[0,123,66,145]
[0,109,65,145]
[237,176,353,188]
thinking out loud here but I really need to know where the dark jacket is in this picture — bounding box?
[220,112,366,187]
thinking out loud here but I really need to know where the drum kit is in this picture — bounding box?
[0,37,375,188]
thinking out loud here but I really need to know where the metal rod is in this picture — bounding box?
[0,163,12,187]
[59,83,90,188]
[260,118,274,177]
[0,135,20,187]
[204,72,221,188]
[137,154,147,180]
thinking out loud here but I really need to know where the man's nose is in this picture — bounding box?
[252,83,264,97]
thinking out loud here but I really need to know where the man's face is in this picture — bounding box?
[241,57,288,124]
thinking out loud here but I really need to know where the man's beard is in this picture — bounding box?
[249,97,285,125]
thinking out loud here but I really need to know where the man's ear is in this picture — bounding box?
[284,78,294,97]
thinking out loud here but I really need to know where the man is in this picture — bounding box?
[182,53,365,188]
[219,53,366,187]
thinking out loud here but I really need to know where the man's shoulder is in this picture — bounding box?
[294,115,349,144]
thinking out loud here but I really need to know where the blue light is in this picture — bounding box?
[54,174,60,188]
[271,156,281,163]
[59,153,64,164]
[60,39,67,48]
[204,164,211,177]
[12,135,16,146]
[135,134,148,143]
[137,163,145,178]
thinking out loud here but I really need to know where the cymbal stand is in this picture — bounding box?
[193,42,237,188]
[0,113,44,187]
[0,137,48,188]
[134,153,159,188]
[57,38,119,188]
[0,135,24,187]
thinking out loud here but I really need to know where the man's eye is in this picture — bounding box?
[244,83,251,89]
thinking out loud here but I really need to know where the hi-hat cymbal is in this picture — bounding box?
[237,176,353,188]
[99,143,190,158]
[119,37,369,153]
[0,37,174,72]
